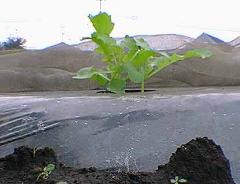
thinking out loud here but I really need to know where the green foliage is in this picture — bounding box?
[89,13,114,35]
[36,164,55,181]
[73,67,110,86]
[107,78,126,94]
[74,12,212,94]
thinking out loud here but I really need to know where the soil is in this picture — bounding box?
[0,137,235,184]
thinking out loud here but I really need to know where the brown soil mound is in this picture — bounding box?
[0,137,235,184]
[0,46,101,92]
[153,43,240,87]
[0,46,102,72]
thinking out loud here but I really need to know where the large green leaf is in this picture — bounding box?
[89,13,114,36]
[124,62,144,83]
[73,67,110,86]
[184,49,212,59]
[91,73,110,86]
[170,53,185,62]
[132,49,156,67]
[107,78,126,94]
[92,32,116,46]
[135,38,151,50]
[147,57,171,78]
[92,32,116,57]
[148,49,212,79]
[159,51,170,58]
[92,32,124,63]
[120,35,138,52]
[121,37,139,64]
[73,67,96,79]
[148,54,186,78]
[143,64,154,79]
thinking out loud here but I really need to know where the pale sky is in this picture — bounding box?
[1,0,240,49]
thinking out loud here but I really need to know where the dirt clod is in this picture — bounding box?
[162,137,235,184]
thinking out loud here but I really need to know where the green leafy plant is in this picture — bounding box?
[36,164,55,181]
[170,176,188,184]
[74,12,212,94]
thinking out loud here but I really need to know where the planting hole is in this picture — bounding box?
[96,89,156,93]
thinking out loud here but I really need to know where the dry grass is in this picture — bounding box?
[0,49,25,56]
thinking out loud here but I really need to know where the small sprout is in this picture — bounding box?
[32,146,39,158]
[36,164,55,181]
[170,176,187,184]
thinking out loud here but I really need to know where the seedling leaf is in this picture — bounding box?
[37,163,55,181]
[92,32,124,62]
[132,49,156,67]
[159,51,170,58]
[73,67,96,79]
[107,78,126,94]
[124,62,144,83]
[184,49,212,59]
[89,13,114,36]
[73,67,110,86]
[135,38,151,50]
[44,164,55,173]
[91,73,110,86]
[179,179,188,183]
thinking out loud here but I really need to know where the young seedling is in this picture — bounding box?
[36,164,55,181]
[32,146,39,158]
[74,13,212,94]
[170,176,188,184]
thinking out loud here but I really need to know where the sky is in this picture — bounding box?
[1,0,240,49]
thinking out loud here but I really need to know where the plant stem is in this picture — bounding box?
[141,81,144,93]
